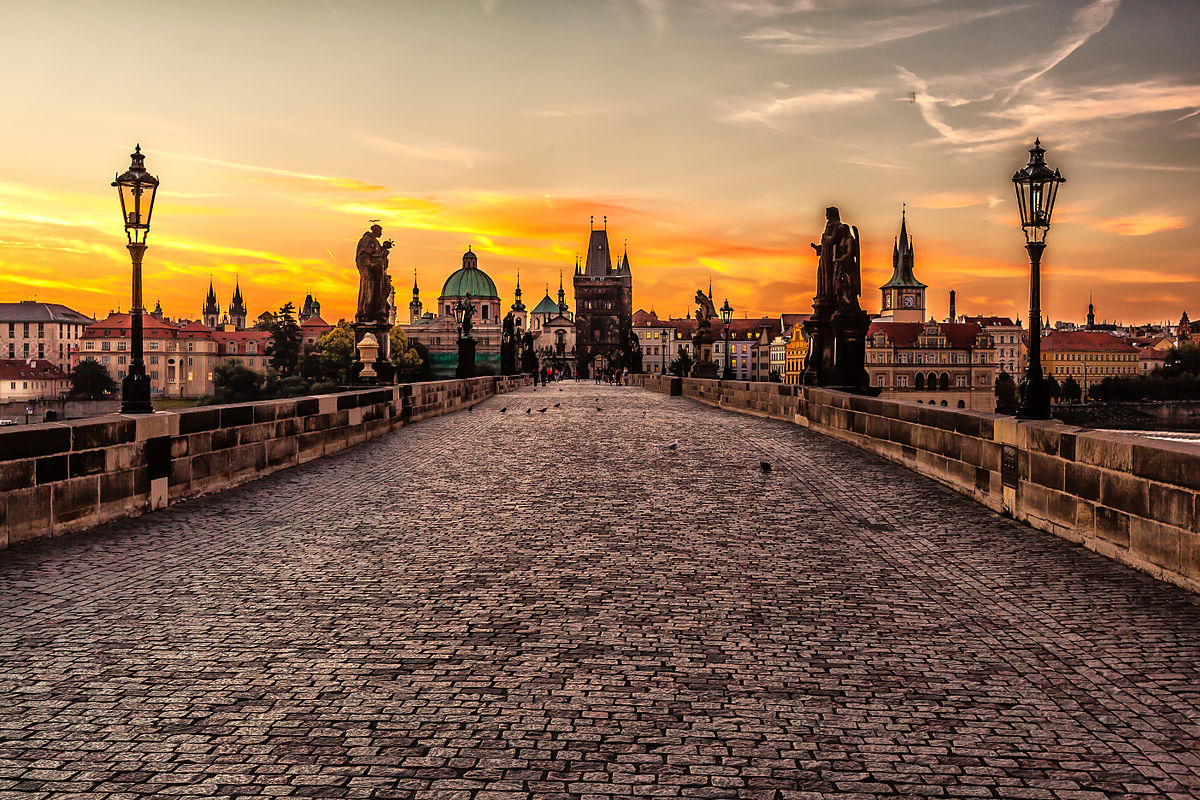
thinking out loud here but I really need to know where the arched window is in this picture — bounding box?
[915,373,925,390]
[940,372,949,390]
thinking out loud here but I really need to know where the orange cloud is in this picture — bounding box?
[1094,214,1186,236]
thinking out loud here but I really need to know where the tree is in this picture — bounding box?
[70,359,118,399]
[668,346,694,377]
[266,302,302,377]
[994,370,1018,414]
[1061,376,1082,404]
[304,320,354,384]
[1161,342,1200,378]
[1045,374,1062,402]
[389,325,425,382]
[210,360,264,404]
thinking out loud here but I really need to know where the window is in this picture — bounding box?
[117,340,127,351]
[248,343,257,354]
[877,374,885,387]
[101,341,110,351]
[187,341,194,351]
[898,375,908,387]
[150,370,158,380]
[148,341,159,350]
[149,356,158,364]
[23,323,29,337]
[37,323,44,338]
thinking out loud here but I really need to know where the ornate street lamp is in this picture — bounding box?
[1012,138,1065,419]
[454,294,476,379]
[662,326,670,376]
[720,299,734,380]
[112,145,158,414]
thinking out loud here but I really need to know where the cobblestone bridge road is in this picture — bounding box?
[3,383,1200,800]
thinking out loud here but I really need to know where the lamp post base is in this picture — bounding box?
[120,367,154,414]
[456,337,476,379]
[1016,376,1052,420]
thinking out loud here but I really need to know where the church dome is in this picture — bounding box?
[440,248,499,299]
[532,293,560,315]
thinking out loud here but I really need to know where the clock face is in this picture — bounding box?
[901,294,917,309]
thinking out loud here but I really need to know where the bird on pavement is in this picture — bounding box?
[666,440,679,451]
[538,407,548,413]
[525,408,531,414]
[760,461,772,473]
[500,407,507,413]
[596,406,603,411]
[554,403,560,408]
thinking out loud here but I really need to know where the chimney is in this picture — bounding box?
[948,290,956,322]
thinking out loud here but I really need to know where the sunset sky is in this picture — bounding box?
[2,0,1198,325]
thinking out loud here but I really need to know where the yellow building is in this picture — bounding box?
[1040,330,1138,394]
[784,326,808,385]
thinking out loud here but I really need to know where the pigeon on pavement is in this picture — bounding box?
[760,461,772,473]
[666,440,679,451]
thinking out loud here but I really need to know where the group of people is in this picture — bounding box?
[594,367,631,386]
[532,367,571,386]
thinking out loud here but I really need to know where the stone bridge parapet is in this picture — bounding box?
[639,374,1200,593]
[0,375,530,548]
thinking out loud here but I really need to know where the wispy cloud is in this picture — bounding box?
[1093,214,1186,237]
[743,3,1022,54]
[1006,0,1121,101]
[160,151,387,192]
[355,133,485,169]
[726,87,880,125]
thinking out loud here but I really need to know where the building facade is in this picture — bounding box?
[574,222,633,377]
[867,319,997,410]
[74,314,220,398]
[0,301,94,374]
[0,359,71,401]
[1040,330,1139,394]
[632,310,676,376]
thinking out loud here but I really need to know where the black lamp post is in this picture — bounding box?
[112,145,158,414]
[1012,138,1065,419]
[720,299,734,380]
[454,295,476,379]
[662,326,670,375]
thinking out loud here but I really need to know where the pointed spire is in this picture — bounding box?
[515,266,521,297]
[413,267,419,295]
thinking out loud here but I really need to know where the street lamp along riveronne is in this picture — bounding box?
[112,145,159,414]
[720,299,734,380]
[1012,138,1065,420]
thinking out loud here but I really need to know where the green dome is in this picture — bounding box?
[532,294,560,315]
[441,250,499,299]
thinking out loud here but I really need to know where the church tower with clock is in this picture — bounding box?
[877,208,926,323]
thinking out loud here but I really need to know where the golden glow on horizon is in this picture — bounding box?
[1,1,1197,328]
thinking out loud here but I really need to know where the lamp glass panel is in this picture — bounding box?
[136,182,156,227]
[120,182,139,227]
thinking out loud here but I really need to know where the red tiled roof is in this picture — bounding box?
[665,316,781,341]
[1138,348,1166,361]
[79,313,181,339]
[301,315,331,328]
[1041,330,1138,353]
[632,309,664,327]
[0,358,69,380]
[869,321,982,349]
[963,315,1018,327]
[780,313,811,327]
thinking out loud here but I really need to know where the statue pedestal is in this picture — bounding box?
[350,321,396,385]
[691,330,718,379]
[800,301,876,394]
[456,337,476,379]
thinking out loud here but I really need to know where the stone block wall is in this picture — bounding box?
[0,376,529,549]
[638,375,1200,593]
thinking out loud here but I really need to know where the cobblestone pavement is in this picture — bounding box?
[3,383,1200,800]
